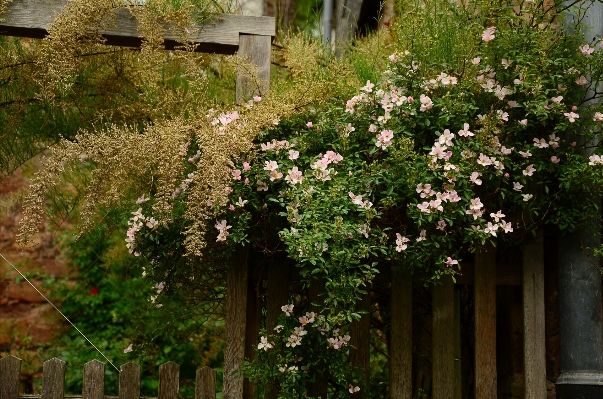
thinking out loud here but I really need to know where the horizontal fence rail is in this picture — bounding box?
[0,357,217,399]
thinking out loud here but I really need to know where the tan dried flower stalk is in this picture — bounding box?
[19,35,358,261]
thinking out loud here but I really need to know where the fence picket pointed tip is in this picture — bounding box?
[0,355,22,363]
[159,360,180,368]
[120,362,140,371]
[195,367,216,399]
[44,357,66,365]
[0,354,21,399]
[85,359,105,366]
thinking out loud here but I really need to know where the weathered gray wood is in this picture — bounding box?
[0,0,275,54]
[118,363,141,399]
[41,358,66,399]
[432,276,454,399]
[350,289,371,398]
[390,273,412,399]
[308,277,328,399]
[523,235,546,399]
[83,360,105,399]
[334,0,363,56]
[158,362,179,399]
[223,247,249,399]
[0,356,21,399]
[195,367,216,399]
[474,248,497,399]
[236,34,272,104]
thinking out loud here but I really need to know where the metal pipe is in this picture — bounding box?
[322,0,333,44]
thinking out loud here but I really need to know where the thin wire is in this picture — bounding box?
[0,253,120,373]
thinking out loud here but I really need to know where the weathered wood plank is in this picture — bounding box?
[243,274,261,399]
[390,273,412,399]
[0,0,275,54]
[42,358,66,399]
[83,360,105,399]
[454,261,521,286]
[118,363,141,399]
[195,367,217,399]
[308,277,328,399]
[334,0,363,56]
[432,276,454,399]
[264,258,289,399]
[158,362,179,399]
[474,248,497,399]
[0,355,21,399]
[453,288,462,399]
[523,235,546,399]
[223,247,249,399]
[350,288,371,398]
[235,34,272,103]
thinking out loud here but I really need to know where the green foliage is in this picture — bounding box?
[46,210,224,395]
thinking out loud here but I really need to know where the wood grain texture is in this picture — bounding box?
[474,248,497,399]
[453,289,462,399]
[390,273,412,399]
[350,289,371,397]
[308,277,328,399]
[195,367,217,399]
[223,246,249,399]
[432,276,454,399]
[243,274,261,399]
[264,257,289,399]
[158,362,179,399]
[522,235,546,399]
[0,0,275,54]
[42,358,66,399]
[0,356,21,399]
[453,261,521,286]
[334,0,363,56]
[119,363,141,399]
[82,360,105,399]
[236,34,271,103]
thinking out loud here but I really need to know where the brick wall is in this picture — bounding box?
[0,170,68,388]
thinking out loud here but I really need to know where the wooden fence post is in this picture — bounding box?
[0,355,21,399]
[474,248,497,399]
[390,273,412,399]
[350,288,371,397]
[82,360,105,399]
[158,361,180,399]
[42,358,66,399]
[523,235,546,399]
[223,247,249,399]
[244,273,261,399]
[119,362,141,399]
[236,34,271,104]
[432,276,454,399]
[196,367,217,399]
[308,277,328,399]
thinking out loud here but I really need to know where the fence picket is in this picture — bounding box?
[0,355,21,399]
[42,358,66,399]
[474,249,497,398]
[195,367,217,399]
[390,273,412,399]
[83,360,105,399]
[119,362,141,399]
[432,276,454,399]
[523,235,546,399]
[158,362,180,399]
[223,247,249,399]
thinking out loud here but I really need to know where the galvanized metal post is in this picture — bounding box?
[557,4,603,397]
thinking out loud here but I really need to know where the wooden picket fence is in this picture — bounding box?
[0,356,217,399]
